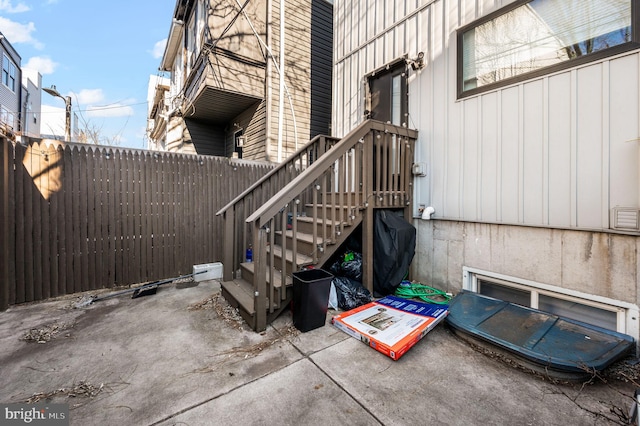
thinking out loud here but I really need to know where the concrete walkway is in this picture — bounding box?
[0,279,636,425]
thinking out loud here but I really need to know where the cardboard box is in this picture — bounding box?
[331,296,448,360]
[193,262,223,282]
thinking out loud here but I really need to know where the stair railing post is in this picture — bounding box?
[223,209,235,281]
[362,131,375,295]
[254,221,268,331]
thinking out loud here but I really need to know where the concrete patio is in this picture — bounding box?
[0,279,637,425]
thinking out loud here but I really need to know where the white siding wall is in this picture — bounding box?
[334,0,640,341]
[333,0,640,232]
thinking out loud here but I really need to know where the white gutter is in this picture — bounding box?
[161,19,184,71]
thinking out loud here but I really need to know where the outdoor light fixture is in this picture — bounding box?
[43,85,72,142]
[410,52,425,70]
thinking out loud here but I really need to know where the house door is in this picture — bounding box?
[366,60,408,126]
[366,60,408,190]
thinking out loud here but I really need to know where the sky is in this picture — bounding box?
[1,0,176,149]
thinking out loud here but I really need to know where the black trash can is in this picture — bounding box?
[292,269,334,332]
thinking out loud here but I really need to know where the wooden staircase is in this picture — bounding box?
[216,120,418,331]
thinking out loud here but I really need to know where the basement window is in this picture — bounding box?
[463,267,634,335]
[457,0,638,98]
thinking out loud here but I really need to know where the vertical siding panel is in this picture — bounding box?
[609,54,639,209]
[501,87,519,224]
[431,0,446,215]
[569,69,578,227]
[548,73,572,227]
[480,93,498,222]
[576,65,604,229]
[522,80,544,224]
[600,62,610,229]
[462,98,478,220]
[446,105,462,218]
[461,0,477,24]
[406,15,417,61]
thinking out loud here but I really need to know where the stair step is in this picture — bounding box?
[241,261,292,287]
[221,278,255,316]
[275,230,326,255]
[304,204,358,222]
[295,215,344,235]
[321,192,363,204]
[266,244,313,266]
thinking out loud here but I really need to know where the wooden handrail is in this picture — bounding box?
[215,134,340,216]
[246,120,418,226]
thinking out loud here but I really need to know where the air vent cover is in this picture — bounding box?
[611,207,640,231]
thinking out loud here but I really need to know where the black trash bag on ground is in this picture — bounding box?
[373,210,416,296]
[329,251,362,282]
[332,276,372,311]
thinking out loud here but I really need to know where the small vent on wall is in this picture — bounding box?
[611,207,640,231]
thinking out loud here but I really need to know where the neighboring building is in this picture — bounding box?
[146,74,171,152]
[148,0,334,162]
[21,68,42,138]
[0,32,22,137]
[333,0,640,343]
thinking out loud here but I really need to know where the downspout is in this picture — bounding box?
[276,0,285,162]
[265,0,273,162]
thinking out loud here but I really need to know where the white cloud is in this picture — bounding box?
[0,0,30,13]
[71,89,105,105]
[152,38,167,59]
[23,56,57,74]
[0,16,43,49]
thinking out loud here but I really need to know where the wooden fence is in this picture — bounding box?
[0,137,274,309]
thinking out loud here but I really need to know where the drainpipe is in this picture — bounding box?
[276,0,285,162]
[265,0,273,162]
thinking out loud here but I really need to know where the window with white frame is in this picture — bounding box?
[2,54,16,92]
[457,0,638,98]
[463,267,637,336]
[1,106,14,128]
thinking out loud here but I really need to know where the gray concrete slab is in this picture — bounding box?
[1,281,637,425]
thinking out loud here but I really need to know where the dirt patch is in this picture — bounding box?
[188,293,245,331]
[21,321,75,344]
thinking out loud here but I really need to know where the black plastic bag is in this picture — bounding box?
[329,251,362,282]
[373,210,416,296]
[332,276,372,310]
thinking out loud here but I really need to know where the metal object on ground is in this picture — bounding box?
[74,271,206,308]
